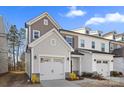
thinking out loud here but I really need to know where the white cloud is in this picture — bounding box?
[65,6,86,18]
[85,12,124,25]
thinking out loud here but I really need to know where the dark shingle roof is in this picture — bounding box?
[71,50,84,55]
[77,48,113,55]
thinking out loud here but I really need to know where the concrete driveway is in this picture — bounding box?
[41,80,80,87]
[107,77,124,83]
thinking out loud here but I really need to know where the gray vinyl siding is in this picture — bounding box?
[30,16,58,43]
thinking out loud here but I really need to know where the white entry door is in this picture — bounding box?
[40,57,65,80]
[96,60,109,77]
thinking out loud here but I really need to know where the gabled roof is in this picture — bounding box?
[26,12,61,29]
[29,28,74,51]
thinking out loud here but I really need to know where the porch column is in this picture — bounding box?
[79,57,82,76]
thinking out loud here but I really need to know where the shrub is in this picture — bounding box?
[31,74,40,84]
[82,72,105,80]
[110,71,123,77]
[119,72,123,76]
[82,72,93,77]
[69,72,79,80]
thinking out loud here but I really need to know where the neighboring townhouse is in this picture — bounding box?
[25,12,115,81]
[103,31,124,74]
[110,41,124,74]
[115,33,124,42]
[60,29,113,77]
[103,31,124,42]
[0,16,8,74]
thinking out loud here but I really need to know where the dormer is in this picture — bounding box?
[115,33,124,42]
[89,30,103,37]
[102,31,117,40]
[72,27,91,35]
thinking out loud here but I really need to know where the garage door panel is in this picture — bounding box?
[96,60,109,77]
[40,57,65,80]
[53,62,64,74]
[40,62,53,75]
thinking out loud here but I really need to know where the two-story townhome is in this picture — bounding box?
[0,16,8,74]
[60,29,113,77]
[25,12,74,80]
[25,12,114,81]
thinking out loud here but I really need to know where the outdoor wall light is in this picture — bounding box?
[67,57,69,61]
[111,60,113,62]
[34,55,37,59]
[94,59,96,61]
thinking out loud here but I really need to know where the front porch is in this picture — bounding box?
[71,54,83,76]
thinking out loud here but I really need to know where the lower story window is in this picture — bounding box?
[97,60,101,63]
[103,61,108,64]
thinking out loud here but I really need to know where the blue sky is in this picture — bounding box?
[0,6,124,33]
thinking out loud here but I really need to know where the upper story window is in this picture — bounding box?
[86,30,89,34]
[101,43,105,52]
[80,39,85,47]
[92,41,95,49]
[65,35,73,47]
[33,30,40,39]
[43,19,48,25]
[122,37,124,41]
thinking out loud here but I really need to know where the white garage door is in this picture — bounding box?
[40,56,65,80]
[96,60,109,77]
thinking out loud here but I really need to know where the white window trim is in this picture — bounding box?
[33,30,40,39]
[43,19,48,25]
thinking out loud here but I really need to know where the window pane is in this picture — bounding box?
[92,41,95,49]
[65,36,73,47]
[97,60,101,63]
[101,43,105,52]
[103,61,108,64]
[80,39,85,47]
[33,30,40,39]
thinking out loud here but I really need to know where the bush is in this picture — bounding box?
[82,72,105,80]
[110,71,123,77]
[68,72,79,81]
[119,72,123,76]
[82,72,93,77]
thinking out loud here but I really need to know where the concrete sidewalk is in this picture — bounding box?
[41,80,80,87]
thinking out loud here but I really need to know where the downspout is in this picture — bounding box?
[109,41,111,53]
[30,49,32,80]
[71,60,72,73]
